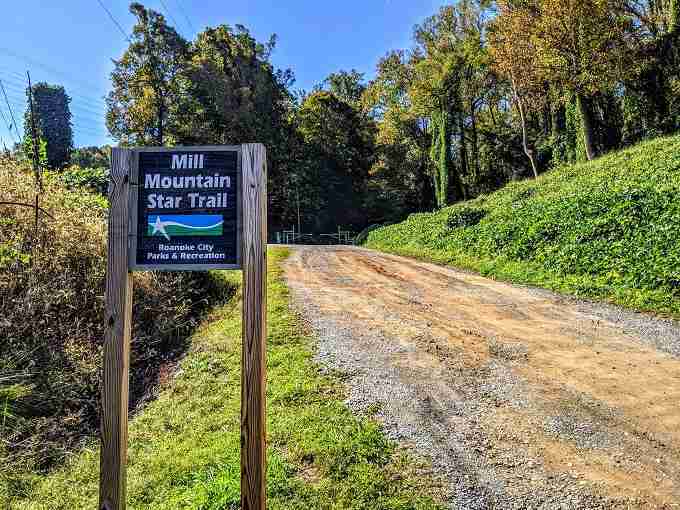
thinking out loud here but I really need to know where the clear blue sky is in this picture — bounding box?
[0,0,443,149]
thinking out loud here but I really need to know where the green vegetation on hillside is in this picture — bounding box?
[3,248,443,509]
[365,136,680,317]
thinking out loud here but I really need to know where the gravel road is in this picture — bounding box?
[283,246,680,510]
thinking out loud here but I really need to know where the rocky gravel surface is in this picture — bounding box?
[283,246,680,510]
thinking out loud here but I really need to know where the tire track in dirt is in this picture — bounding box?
[283,246,680,509]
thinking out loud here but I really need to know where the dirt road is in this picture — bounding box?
[283,246,680,509]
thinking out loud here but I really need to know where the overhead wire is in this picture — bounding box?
[158,0,183,36]
[2,95,110,138]
[0,47,108,102]
[0,90,108,133]
[0,80,21,142]
[95,0,132,43]
[0,103,17,144]
[173,0,196,35]
[0,69,107,111]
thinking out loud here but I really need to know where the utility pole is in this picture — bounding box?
[27,72,42,192]
[27,71,42,240]
[295,185,301,237]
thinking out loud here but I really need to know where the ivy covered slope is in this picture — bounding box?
[365,135,680,317]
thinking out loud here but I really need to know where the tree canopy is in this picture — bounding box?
[101,0,680,237]
[23,82,73,169]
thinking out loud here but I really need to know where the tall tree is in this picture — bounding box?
[363,50,435,215]
[177,24,291,145]
[323,69,366,106]
[23,83,73,169]
[106,3,188,146]
[177,24,297,233]
[296,91,376,231]
[489,1,543,177]
[531,0,640,160]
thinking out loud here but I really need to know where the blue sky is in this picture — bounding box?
[0,0,443,149]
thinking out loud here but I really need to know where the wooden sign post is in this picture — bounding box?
[100,144,267,510]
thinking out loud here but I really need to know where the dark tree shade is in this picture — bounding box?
[24,83,73,169]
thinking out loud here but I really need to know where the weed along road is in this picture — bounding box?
[284,246,680,510]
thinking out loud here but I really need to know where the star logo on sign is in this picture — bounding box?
[151,216,171,240]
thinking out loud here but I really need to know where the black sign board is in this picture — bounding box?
[129,146,241,270]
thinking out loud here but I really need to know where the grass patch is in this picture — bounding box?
[365,135,680,318]
[2,248,443,509]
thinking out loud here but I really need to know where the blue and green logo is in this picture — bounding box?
[147,214,223,240]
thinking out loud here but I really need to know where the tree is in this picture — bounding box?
[106,3,188,146]
[531,0,640,160]
[23,83,73,169]
[323,69,366,106]
[177,24,298,233]
[177,25,291,145]
[363,50,435,216]
[70,146,110,168]
[296,91,376,231]
[410,5,479,207]
[489,1,543,177]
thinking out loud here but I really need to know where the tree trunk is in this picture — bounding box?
[470,99,479,182]
[516,97,539,179]
[511,77,539,179]
[438,112,450,207]
[457,114,468,201]
[158,103,164,146]
[576,93,597,161]
[551,105,566,138]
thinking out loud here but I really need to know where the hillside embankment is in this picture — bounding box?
[365,135,680,318]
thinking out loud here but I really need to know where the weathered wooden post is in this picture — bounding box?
[99,145,267,510]
[240,144,267,510]
[99,148,135,510]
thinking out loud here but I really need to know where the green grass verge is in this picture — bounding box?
[2,247,443,510]
[365,135,680,318]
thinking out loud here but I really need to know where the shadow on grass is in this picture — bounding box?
[1,271,237,481]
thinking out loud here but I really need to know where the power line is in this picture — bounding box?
[0,72,107,110]
[0,80,21,142]
[1,94,107,129]
[2,96,109,137]
[95,0,132,43]
[0,49,108,104]
[0,77,110,142]
[0,77,108,117]
[159,0,182,35]
[173,0,196,35]
[0,104,17,144]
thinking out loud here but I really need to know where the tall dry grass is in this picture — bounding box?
[0,156,223,475]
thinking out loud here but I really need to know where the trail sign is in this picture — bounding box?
[129,146,241,270]
[100,145,267,510]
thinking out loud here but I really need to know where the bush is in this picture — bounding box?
[446,206,487,229]
[366,135,680,316]
[355,223,385,245]
[60,165,109,195]
[0,156,222,475]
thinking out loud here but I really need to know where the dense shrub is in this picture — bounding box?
[365,135,680,316]
[60,165,109,195]
[446,206,487,229]
[0,157,222,474]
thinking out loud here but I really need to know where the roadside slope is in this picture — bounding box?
[365,135,680,317]
[6,248,443,510]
